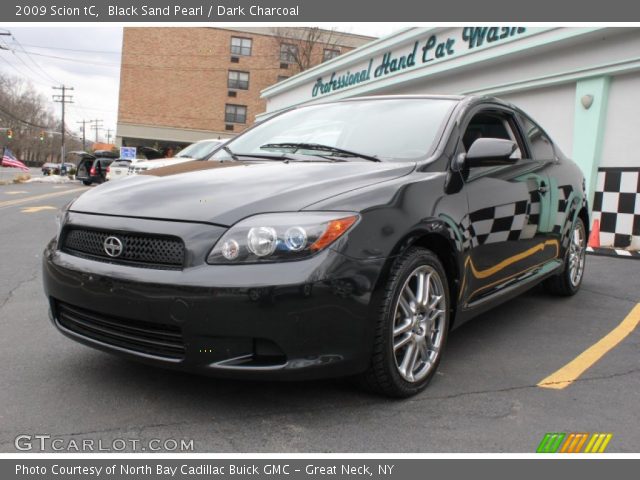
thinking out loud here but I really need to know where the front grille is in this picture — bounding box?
[55,301,185,360]
[62,228,185,269]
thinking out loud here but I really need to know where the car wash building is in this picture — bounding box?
[260,27,640,254]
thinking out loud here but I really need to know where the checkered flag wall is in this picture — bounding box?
[592,168,640,250]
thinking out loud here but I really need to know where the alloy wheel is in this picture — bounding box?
[392,265,447,383]
[568,221,586,287]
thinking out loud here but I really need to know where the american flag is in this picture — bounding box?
[1,147,29,172]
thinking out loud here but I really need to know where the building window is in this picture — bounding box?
[225,104,247,124]
[277,75,289,82]
[323,48,340,62]
[280,43,298,64]
[228,70,249,90]
[230,37,252,56]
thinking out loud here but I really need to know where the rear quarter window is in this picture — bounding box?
[519,114,556,160]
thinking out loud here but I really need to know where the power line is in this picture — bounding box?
[15,43,121,55]
[0,105,50,130]
[68,103,115,115]
[0,33,57,87]
[10,44,337,62]
[11,49,119,67]
[0,48,53,88]
[9,48,54,83]
[89,119,103,143]
[11,35,62,86]
[12,43,332,59]
[77,120,87,151]
[52,85,74,160]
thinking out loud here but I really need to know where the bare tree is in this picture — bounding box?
[270,27,345,74]
[0,74,82,165]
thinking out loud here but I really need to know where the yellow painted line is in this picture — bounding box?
[590,434,606,453]
[538,303,640,389]
[597,433,613,453]
[0,187,86,209]
[584,434,598,453]
[21,206,56,213]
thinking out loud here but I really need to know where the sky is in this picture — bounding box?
[0,25,401,145]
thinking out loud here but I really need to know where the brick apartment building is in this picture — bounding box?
[115,27,375,149]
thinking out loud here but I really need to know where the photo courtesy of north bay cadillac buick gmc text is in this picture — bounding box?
[43,95,588,397]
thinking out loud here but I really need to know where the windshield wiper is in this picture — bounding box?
[223,150,298,162]
[221,146,293,162]
[260,143,381,162]
[222,145,239,160]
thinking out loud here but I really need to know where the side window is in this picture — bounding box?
[457,110,526,182]
[519,114,555,160]
[462,111,524,160]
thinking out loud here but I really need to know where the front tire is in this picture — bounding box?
[545,217,587,296]
[361,247,450,397]
[82,180,91,186]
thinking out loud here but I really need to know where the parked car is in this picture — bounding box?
[105,159,132,181]
[42,162,74,176]
[44,95,588,397]
[72,150,118,185]
[41,163,59,176]
[106,147,165,181]
[127,139,225,175]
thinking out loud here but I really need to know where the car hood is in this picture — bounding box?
[70,160,415,226]
[133,157,194,169]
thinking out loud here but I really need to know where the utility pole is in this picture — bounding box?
[89,119,103,144]
[52,85,74,162]
[76,120,87,151]
[105,128,113,145]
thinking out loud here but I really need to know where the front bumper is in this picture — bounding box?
[43,214,385,380]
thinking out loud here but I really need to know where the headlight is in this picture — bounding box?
[207,212,359,264]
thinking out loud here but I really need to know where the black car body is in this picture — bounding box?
[73,150,118,185]
[43,96,589,396]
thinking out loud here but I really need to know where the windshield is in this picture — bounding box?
[212,98,456,162]
[176,140,221,159]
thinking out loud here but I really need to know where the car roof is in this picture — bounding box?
[330,94,512,109]
[93,150,119,158]
[340,94,465,102]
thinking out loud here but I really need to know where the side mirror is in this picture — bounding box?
[459,138,518,168]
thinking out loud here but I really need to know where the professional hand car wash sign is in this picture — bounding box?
[311,27,527,98]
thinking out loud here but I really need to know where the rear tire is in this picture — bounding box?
[360,247,450,398]
[545,217,587,296]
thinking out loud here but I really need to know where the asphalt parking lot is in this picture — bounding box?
[0,180,638,453]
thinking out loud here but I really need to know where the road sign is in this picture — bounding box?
[120,146,136,160]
